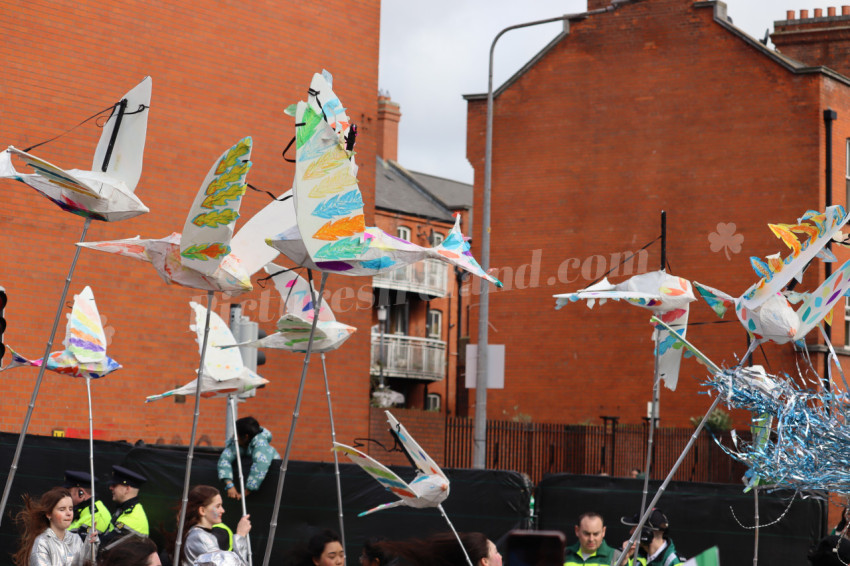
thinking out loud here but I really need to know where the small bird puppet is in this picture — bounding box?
[225,264,356,354]
[694,205,850,349]
[265,70,501,288]
[553,270,695,390]
[146,301,267,402]
[0,286,120,378]
[334,411,474,566]
[0,77,152,222]
[78,138,254,294]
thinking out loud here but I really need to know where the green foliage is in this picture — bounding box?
[691,408,733,434]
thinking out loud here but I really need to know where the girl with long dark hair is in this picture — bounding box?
[375,532,500,566]
[179,485,250,566]
[14,486,98,566]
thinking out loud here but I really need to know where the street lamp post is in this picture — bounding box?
[474,3,619,468]
[378,305,387,388]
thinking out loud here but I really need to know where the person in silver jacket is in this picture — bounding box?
[13,486,98,566]
[179,485,250,566]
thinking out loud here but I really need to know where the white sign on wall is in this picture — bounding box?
[465,344,505,389]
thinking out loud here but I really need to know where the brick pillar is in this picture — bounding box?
[377,95,401,161]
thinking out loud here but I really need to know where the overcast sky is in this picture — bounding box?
[379,1,837,184]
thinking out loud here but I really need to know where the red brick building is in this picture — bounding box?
[0,0,380,461]
[464,0,850,428]
[372,95,474,417]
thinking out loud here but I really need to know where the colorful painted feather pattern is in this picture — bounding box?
[314,236,368,260]
[181,242,231,261]
[303,145,349,179]
[297,127,338,162]
[361,257,396,270]
[191,209,239,228]
[214,138,251,175]
[312,189,364,219]
[206,162,250,195]
[308,168,357,198]
[313,215,365,240]
[297,106,323,149]
[201,183,246,209]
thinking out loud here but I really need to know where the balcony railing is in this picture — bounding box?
[372,259,448,297]
[371,333,446,381]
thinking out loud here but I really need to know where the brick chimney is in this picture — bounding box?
[772,6,850,77]
[377,94,401,161]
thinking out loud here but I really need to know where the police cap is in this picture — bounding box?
[63,470,95,489]
[109,465,147,488]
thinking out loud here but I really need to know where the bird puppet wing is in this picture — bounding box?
[332,442,416,516]
[65,286,107,363]
[266,263,335,322]
[793,258,850,339]
[189,301,244,381]
[385,411,447,481]
[180,138,252,276]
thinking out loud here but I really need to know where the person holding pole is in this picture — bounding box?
[64,470,111,539]
[217,416,279,499]
[619,509,683,566]
[179,485,250,566]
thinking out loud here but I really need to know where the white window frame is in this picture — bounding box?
[397,225,412,241]
[426,393,441,411]
[427,309,442,339]
[432,231,444,246]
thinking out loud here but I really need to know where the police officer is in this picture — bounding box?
[64,470,112,538]
[100,465,149,550]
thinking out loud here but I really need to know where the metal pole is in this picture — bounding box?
[228,395,253,566]
[0,217,92,524]
[263,272,328,566]
[86,377,97,558]
[641,328,661,514]
[823,109,836,392]
[475,5,620,468]
[438,504,474,566]
[753,487,760,566]
[379,310,385,388]
[615,394,723,566]
[320,353,346,551]
[174,290,215,564]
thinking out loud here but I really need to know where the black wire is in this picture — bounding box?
[351,437,403,453]
[246,183,292,202]
[255,266,298,289]
[587,235,661,287]
[22,103,118,153]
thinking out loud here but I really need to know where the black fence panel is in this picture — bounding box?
[536,474,826,566]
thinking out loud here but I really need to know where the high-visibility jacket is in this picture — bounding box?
[69,499,111,534]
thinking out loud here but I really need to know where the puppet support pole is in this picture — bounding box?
[320,352,346,551]
[615,393,722,566]
[263,272,328,566]
[0,217,92,525]
[438,504,474,566]
[228,394,253,566]
[174,290,215,563]
[640,327,661,514]
[86,376,97,557]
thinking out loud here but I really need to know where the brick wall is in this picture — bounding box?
[465,0,850,428]
[363,407,446,467]
[0,0,380,462]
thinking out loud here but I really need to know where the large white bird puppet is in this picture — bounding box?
[0,77,152,222]
[224,263,356,354]
[553,270,695,390]
[77,138,254,294]
[146,301,267,402]
[265,70,502,288]
[0,286,120,378]
[334,411,474,566]
[694,205,850,357]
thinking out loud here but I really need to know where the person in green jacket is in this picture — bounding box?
[619,509,684,566]
[218,416,280,499]
[564,512,621,565]
[64,470,112,538]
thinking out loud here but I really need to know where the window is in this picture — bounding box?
[426,393,441,411]
[391,303,409,335]
[432,231,444,246]
[427,309,442,339]
[397,225,411,241]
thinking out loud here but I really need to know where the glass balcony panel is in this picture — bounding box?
[372,259,448,297]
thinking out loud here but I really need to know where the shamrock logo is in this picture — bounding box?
[709,222,744,260]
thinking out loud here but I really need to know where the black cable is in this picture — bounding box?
[246,183,292,202]
[587,235,661,288]
[22,103,117,153]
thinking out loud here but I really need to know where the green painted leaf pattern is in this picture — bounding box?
[314,236,368,260]
[191,208,239,228]
[201,183,246,209]
[181,242,231,261]
[296,106,323,149]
